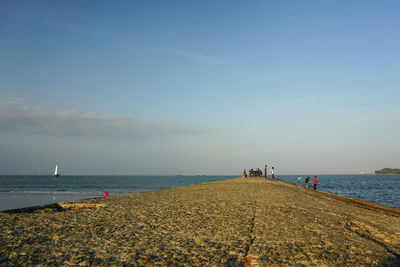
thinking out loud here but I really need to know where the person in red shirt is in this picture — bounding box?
[313,176,318,190]
[104,191,109,198]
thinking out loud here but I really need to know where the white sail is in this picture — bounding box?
[54,164,60,177]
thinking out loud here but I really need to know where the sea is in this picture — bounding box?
[0,174,399,211]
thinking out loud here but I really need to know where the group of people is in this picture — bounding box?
[247,168,263,177]
[297,176,318,190]
[241,166,319,191]
[242,165,276,179]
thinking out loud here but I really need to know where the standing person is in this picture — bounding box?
[271,167,275,179]
[264,165,268,178]
[313,176,318,190]
[304,177,310,189]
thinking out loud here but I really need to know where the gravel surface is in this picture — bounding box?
[1,177,400,266]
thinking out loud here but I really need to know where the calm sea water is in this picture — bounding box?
[278,174,400,209]
[1,174,399,211]
[0,175,236,211]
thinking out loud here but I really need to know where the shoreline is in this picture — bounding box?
[0,175,237,211]
[276,178,400,218]
[0,179,232,212]
[2,174,399,211]
[1,177,400,265]
[3,177,400,214]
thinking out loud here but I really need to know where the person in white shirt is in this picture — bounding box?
[297,176,303,187]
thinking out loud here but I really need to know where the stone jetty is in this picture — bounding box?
[1,177,400,266]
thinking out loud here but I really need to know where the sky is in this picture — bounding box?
[1,0,399,175]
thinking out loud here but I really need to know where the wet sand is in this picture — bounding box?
[1,177,400,266]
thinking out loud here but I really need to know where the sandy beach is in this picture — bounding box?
[1,177,400,266]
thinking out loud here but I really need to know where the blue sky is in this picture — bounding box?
[1,0,399,175]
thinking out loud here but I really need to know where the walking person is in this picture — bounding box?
[271,167,275,179]
[264,165,268,178]
[313,176,318,190]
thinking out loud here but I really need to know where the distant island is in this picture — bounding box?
[375,168,400,174]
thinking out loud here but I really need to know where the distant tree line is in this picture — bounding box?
[375,168,400,174]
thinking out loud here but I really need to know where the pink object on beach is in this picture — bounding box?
[104,192,109,198]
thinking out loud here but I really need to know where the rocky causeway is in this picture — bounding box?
[1,177,400,266]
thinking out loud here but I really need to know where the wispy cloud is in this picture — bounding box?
[0,99,199,141]
[141,47,226,65]
[171,49,226,65]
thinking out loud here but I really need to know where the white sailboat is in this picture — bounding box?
[54,164,60,177]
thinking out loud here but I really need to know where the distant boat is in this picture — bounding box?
[54,164,60,177]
